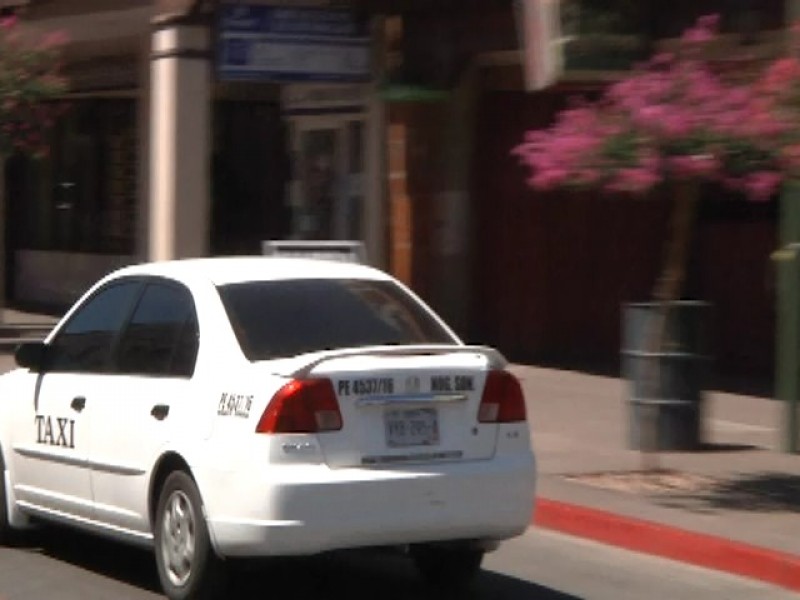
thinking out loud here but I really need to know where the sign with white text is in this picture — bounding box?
[217,5,371,82]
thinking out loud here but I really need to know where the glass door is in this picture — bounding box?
[289,116,364,241]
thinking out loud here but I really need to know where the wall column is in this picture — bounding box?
[149,16,211,261]
[387,119,412,285]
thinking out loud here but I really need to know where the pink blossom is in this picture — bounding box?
[0,15,17,30]
[682,14,719,44]
[651,53,675,67]
[759,58,800,95]
[633,104,668,128]
[741,171,782,202]
[683,26,714,44]
[661,112,694,138]
[605,167,662,194]
[530,168,570,190]
[513,14,796,203]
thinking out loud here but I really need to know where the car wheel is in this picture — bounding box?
[154,471,225,600]
[411,544,484,590]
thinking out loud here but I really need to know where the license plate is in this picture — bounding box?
[384,408,439,448]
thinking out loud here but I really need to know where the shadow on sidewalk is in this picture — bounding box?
[658,472,800,513]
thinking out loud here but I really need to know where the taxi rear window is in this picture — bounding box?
[217,279,456,361]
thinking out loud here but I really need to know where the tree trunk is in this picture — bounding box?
[641,180,700,469]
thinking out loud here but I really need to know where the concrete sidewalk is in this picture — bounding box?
[511,364,800,591]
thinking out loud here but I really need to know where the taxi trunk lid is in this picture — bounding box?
[300,346,505,468]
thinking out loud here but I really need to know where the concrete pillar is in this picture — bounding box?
[149,16,211,261]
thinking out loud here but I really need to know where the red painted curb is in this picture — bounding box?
[534,498,800,592]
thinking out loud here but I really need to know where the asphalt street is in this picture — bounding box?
[0,526,793,600]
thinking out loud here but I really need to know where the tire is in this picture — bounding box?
[154,471,226,600]
[0,450,10,546]
[411,544,484,591]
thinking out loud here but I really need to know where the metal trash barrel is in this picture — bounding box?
[621,301,710,452]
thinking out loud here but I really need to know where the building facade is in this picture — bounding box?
[1,0,792,384]
[3,0,385,307]
[380,0,788,383]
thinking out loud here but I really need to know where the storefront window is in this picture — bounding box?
[15,99,137,255]
[559,0,785,72]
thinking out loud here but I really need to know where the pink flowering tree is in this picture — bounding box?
[0,14,67,315]
[0,15,67,156]
[515,15,790,297]
[514,15,799,457]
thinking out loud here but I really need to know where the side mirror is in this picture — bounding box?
[15,342,49,372]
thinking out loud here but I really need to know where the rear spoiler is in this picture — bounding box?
[288,345,508,379]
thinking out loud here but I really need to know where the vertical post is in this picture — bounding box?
[365,15,387,269]
[0,154,5,323]
[149,16,211,261]
[387,115,412,285]
[775,182,800,454]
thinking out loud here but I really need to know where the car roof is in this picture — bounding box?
[110,256,393,287]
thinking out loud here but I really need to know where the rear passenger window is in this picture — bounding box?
[115,283,199,377]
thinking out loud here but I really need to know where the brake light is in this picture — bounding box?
[478,370,527,423]
[256,379,343,434]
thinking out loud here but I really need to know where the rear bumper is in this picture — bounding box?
[202,453,536,557]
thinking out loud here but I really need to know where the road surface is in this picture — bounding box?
[0,526,793,599]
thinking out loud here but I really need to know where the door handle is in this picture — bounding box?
[151,404,170,421]
[71,396,86,412]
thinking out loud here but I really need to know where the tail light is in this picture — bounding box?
[257,379,343,434]
[478,370,527,423]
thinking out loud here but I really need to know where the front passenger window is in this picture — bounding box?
[49,282,141,373]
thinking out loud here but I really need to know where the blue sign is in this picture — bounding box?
[217,5,371,82]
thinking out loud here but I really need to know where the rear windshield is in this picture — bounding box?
[217,279,457,360]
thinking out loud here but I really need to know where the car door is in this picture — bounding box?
[10,280,142,521]
[87,280,200,535]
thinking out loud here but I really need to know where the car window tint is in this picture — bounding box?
[49,281,141,373]
[217,279,455,361]
[116,283,198,377]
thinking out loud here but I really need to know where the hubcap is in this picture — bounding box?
[160,490,196,587]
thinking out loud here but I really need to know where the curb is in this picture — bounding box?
[534,498,800,592]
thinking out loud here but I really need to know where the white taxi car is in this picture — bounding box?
[0,257,536,600]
